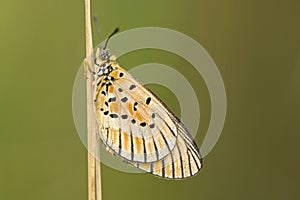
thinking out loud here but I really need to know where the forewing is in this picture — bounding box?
[94,63,178,163]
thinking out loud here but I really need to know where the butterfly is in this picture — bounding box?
[90,31,203,179]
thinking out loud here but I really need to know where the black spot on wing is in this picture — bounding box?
[146,97,151,105]
[133,102,138,111]
[108,97,116,102]
[121,114,128,119]
[121,97,128,103]
[140,122,146,127]
[129,85,136,90]
[109,113,118,118]
[149,124,155,129]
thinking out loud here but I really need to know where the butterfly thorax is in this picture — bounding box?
[94,47,117,79]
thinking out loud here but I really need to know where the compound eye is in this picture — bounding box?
[100,48,112,60]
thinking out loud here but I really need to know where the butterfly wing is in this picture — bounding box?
[94,61,202,178]
[94,63,178,163]
[132,121,203,179]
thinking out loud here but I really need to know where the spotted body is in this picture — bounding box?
[92,47,202,179]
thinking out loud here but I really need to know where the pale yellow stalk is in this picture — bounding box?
[84,0,102,199]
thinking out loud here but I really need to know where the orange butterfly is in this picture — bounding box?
[91,30,202,179]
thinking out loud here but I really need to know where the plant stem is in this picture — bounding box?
[84,0,102,200]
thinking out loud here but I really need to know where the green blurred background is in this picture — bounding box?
[1,0,299,199]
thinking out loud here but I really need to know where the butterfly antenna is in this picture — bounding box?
[93,16,103,42]
[103,28,119,49]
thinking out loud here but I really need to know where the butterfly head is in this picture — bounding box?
[99,48,111,61]
[94,28,119,77]
[94,47,115,77]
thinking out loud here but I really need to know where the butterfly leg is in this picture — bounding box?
[84,58,95,79]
